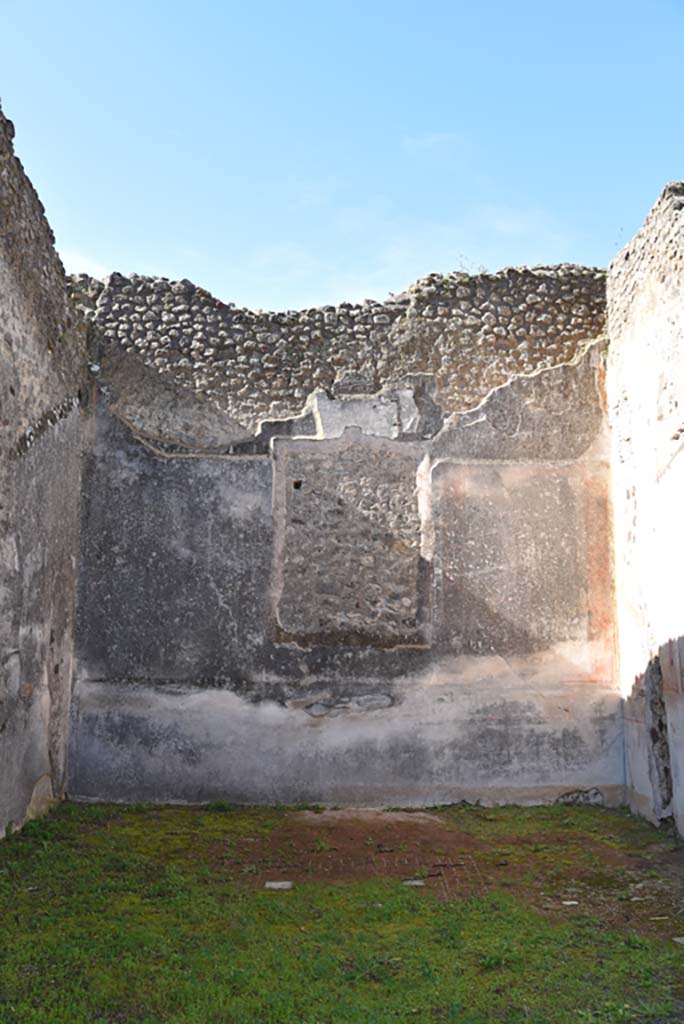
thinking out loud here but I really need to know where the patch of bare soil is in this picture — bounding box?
[207,808,684,938]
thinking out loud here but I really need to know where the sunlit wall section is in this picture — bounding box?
[607,183,684,830]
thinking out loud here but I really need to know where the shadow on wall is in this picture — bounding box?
[625,636,684,831]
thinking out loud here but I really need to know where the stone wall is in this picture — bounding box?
[69,265,605,447]
[11,99,672,817]
[0,106,87,835]
[607,183,684,832]
[68,264,621,807]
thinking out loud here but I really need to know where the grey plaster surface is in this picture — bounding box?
[71,335,618,805]
[69,673,624,808]
[2,412,83,831]
[431,461,611,656]
[0,104,86,835]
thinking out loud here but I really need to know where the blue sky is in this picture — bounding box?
[1,0,683,309]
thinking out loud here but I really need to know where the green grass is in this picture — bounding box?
[437,802,676,848]
[0,803,682,1023]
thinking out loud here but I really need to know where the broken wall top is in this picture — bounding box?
[70,263,606,450]
[607,183,684,484]
[0,104,85,445]
[608,182,684,331]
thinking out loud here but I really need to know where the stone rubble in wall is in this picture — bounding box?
[0,106,87,442]
[68,264,606,436]
[0,102,87,837]
[12,395,80,458]
[304,693,394,717]
[607,183,684,340]
[275,439,424,644]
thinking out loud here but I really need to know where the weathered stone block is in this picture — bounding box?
[272,432,429,647]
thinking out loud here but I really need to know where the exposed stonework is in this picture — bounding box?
[52,165,619,810]
[0,105,87,837]
[272,433,427,647]
[431,342,607,463]
[69,287,618,804]
[68,264,606,447]
[5,98,684,827]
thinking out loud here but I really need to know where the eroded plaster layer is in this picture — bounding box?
[607,183,684,831]
[431,462,613,660]
[0,106,87,836]
[69,677,624,809]
[10,100,684,822]
[70,305,619,805]
[69,264,605,447]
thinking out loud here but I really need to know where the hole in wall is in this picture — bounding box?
[292,479,303,490]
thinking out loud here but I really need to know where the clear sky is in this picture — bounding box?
[1,0,683,309]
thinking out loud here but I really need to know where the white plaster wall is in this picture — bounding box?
[69,663,624,809]
[607,183,684,831]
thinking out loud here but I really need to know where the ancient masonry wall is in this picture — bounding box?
[69,265,605,446]
[11,99,684,821]
[0,106,87,836]
[67,263,622,808]
[607,183,684,833]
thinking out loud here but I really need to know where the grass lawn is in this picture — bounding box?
[0,802,683,1023]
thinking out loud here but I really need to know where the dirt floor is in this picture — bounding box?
[207,804,684,938]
